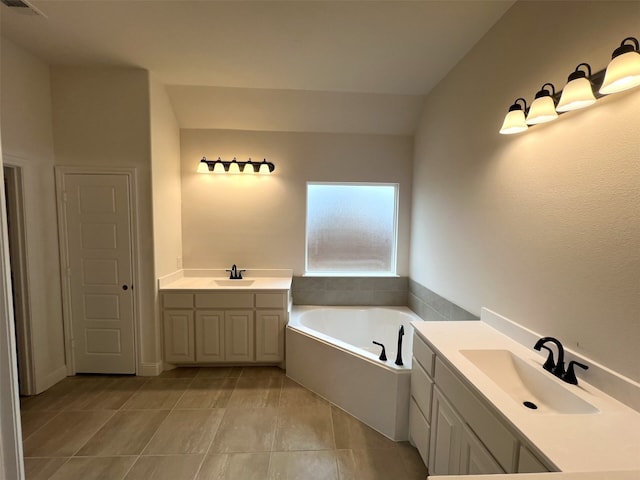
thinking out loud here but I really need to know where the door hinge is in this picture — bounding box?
[71,338,75,350]
[66,267,71,277]
[63,191,68,203]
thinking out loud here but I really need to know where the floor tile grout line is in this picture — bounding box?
[188,452,208,480]
[265,373,284,477]
[119,453,141,480]
[53,409,118,460]
[20,409,62,445]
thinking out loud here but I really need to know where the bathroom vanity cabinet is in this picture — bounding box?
[162,291,289,365]
[409,333,551,476]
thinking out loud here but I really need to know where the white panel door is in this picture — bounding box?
[63,173,135,373]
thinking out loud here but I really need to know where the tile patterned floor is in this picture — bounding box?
[20,366,428,480]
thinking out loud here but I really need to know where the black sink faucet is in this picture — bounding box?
[562,360,589,385]
[533,336,565,378]
[533,336,590,385]
[226,264,246,280]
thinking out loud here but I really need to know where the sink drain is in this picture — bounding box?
[523,401,538,410]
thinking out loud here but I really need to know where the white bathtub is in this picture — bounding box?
[286,305,423,441]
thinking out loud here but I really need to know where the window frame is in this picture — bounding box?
[304,182,399,277]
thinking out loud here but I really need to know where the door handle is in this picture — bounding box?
[122,285,129,291]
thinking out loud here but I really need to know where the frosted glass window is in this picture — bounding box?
[306,183,398,274]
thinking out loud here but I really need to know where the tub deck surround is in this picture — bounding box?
[286,306,424,442]
[290,305,417,369]
[412,315,640,473]
[158,269,293,291]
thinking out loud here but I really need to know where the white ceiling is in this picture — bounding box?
[1,0,514,134]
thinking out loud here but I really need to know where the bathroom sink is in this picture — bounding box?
[460,349,598,415]
[213,279,255,287]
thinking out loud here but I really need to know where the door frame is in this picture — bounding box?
[3,163,35,395]
[55,166,142,376]
[0,159,25,480]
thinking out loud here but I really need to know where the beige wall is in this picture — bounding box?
[411,1,640,381]
[150,75,182,277]
[0,38,66,393]
[50,67,161,372]
[180,129,413,275]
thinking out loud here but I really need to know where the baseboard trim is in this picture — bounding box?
[35,364,68,394]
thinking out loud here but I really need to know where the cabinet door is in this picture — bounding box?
[255,310,285,362]
[224,310,254,362]
[409,397,430,467]
[195,310,224,362]
[518,445,550,473]
[460,424,505,475]
[429,387,463,476]
[163,310,195,363]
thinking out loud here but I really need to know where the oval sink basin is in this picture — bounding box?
[213,279,255,287]
[460,349,598,415]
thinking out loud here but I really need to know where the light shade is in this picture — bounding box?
[259,160,271,174]
[526,83,558,125]
[557,63,596,112]
[243,160,255,174]
[213,161,226,174]
[197,157,210,173]
[499,98,528,135]
[599,37,640,94]
[228,159,241,174]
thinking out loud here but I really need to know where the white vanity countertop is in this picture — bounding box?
[158,269,293,291]
[429,471,640,480]
[412,320,640,473]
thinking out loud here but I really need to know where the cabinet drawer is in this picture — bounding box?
[255,293,287,309]
[413,334,436,376]
[411,357,434,421]
[435,358,516,472]
[196,293,254,308]
[409,397,430,467]
[163,293,194,309]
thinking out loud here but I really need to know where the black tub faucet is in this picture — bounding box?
[533,336,565,378]
[395,325,405,366]
[373,341,387,361]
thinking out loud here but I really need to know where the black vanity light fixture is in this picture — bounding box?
[197,156,275,175]
[500,36,640,135]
